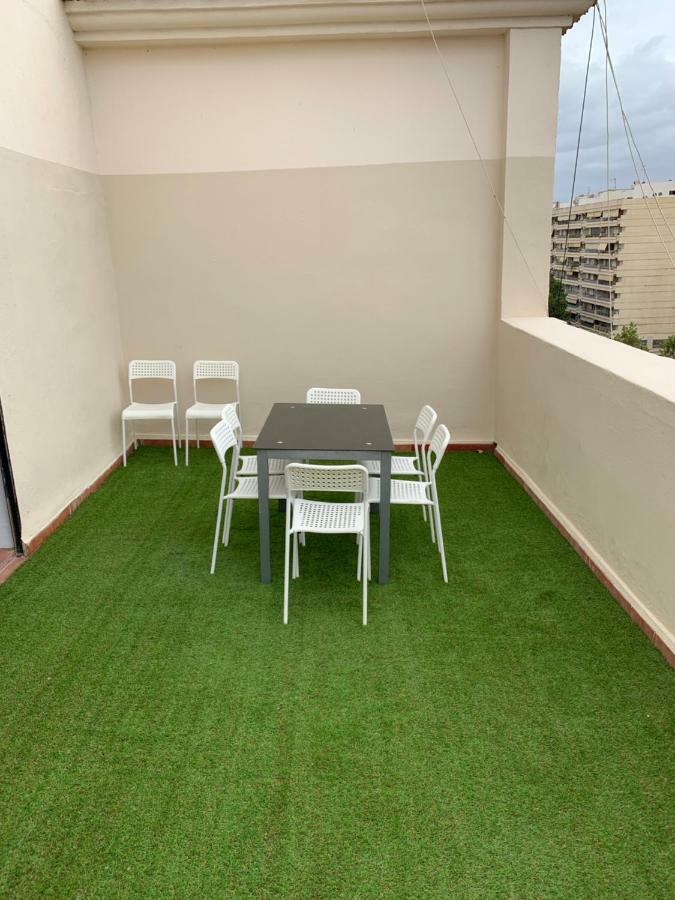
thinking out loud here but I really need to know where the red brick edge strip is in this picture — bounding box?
[495,447,674,669]
[143,438,498,452]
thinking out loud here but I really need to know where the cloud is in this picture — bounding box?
[554,24,675,201]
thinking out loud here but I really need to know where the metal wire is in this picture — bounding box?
[561,5,596,299]
[418,0,549,306]
[595,5,675,265]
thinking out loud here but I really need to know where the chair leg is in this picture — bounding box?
[362,527,368,625]
[428,499,436,544]
[210,472,226,574]
[223,498,234,546]
[283,513,291,624]
[170,416,178,466]
[196,418,200,449]
[132,421,138,451]
[433,497,448,583]
[357,531,363,581]
[185,415,189,465]
[292,532,299,579]
[366,514,372,582]
[122,419,127,467]
[419,473,427,522]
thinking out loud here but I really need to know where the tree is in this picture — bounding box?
[659,335,675,358]
[613,322,643,349]
[548,274,569,322]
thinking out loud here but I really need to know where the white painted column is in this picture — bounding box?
[500,28,562,318]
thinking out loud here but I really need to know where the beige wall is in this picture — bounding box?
[496,317,675,654]
[0,1,124,544]
[104,159,503,440]
[87,36,513,440]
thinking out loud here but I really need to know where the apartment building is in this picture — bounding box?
[551,181,675,350]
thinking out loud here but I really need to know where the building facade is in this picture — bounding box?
[551,182,675,350]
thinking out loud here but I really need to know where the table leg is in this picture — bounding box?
[378,451,391,583]
[258,451,271,583]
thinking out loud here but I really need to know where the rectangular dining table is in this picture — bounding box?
[254,403,394,584]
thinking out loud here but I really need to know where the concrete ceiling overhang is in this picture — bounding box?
[63,0,596,48]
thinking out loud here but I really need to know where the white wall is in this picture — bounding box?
[0,0,97,172]
[499,28,561,318]
[86,38,505,175]
[0,0,125,544]
[497,317,675,654]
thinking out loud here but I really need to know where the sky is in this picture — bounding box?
[554,0,675,202]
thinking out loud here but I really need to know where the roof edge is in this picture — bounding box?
[63,0,595,48]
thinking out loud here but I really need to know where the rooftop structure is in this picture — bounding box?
[0,0,674,892]
[561,179,675,206]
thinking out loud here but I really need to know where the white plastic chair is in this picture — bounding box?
[368,424,450,582]
[122,360,179,466]
[366,404,437,523]
[185,361,240,465]
[209,418,285,574]
[306,388,361,404]
[220,404,285,478]
[367,405,437,480]
[283,463,370,625]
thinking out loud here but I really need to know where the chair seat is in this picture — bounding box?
[186,402,227,420]
[368,478,432,506]
[365,455,422,477]
[122,401,175,421]
[291,499,365,534]
[238,456,286,476]
[227,475,286,501]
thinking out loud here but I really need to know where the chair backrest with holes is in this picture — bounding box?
[414,405,437,446]
[427,424,450,477]
[128,360,177,403]
[193,360,240,406]
[285,463,368,495]
[306,387,361,405]
[413,405,437,471]
[210,418,237,469]
[220,403,242,442]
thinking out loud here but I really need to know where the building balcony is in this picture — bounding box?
[580,293,614,306]
[582,233,621,245]
[580,263,617,275]
[580,246,619,258]
[579,305,611,320]
[577,317,611,334]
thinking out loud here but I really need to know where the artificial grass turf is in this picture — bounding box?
[0,449,673,899]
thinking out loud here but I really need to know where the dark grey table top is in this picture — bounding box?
[254,403,394,453]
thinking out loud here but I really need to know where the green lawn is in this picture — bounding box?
[0,447,673,898]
